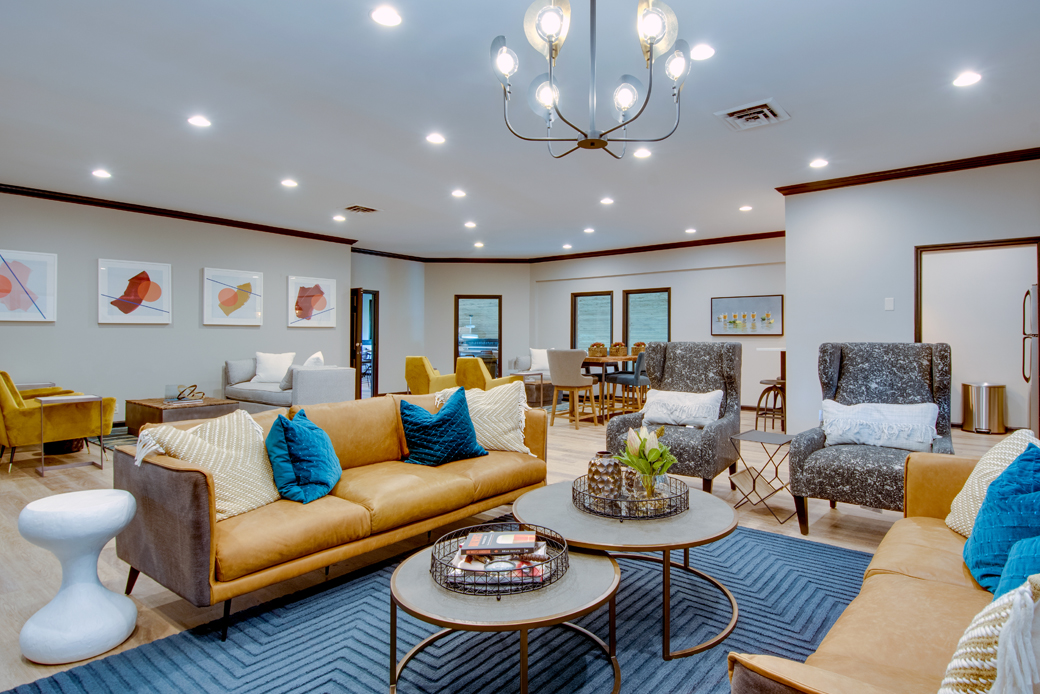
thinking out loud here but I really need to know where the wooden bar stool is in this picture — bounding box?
[547,350,599,429]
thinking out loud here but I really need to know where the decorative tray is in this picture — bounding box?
[430,522,568,597]
[572,474,690,520]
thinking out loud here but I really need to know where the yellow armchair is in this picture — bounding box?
[455,357,522,391]
[0,371,115,471]
[405,357,457,395]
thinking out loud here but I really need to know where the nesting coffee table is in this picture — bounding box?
[390,546,620,693]
[513,480,738,661]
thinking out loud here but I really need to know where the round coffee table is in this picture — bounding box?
[390,546,621,693]
[513,480,738,661]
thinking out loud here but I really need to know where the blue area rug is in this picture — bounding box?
[9,526,871,694]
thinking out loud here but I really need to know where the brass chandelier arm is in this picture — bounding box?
[501,88,581,143]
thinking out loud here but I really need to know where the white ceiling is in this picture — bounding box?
[1,1,1038,258]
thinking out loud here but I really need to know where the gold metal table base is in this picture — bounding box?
[35,395,107,477]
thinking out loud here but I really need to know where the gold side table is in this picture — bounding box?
[35,395,105,477]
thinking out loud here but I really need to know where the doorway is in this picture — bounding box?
[350,288,379,398]
[455,295,502,378]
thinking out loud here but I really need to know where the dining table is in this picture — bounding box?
[582,355,638,422]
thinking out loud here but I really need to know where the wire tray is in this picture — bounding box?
[430,522,569,597]
[572,474,690,520]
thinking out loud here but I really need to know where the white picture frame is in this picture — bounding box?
[0,249,57,322]
[203,268,263,326]
[287,275,336,328]
[98,258,172,324]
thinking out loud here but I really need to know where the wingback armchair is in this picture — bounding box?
[404,356,456,395]
[790,342,952,535]
[455,357,521,391]
[606,342,742,492]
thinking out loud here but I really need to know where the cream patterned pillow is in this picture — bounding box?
[946,428,1040,537]
[135,410,280,521]
[435,381,530,454]
[939,574,1040,694]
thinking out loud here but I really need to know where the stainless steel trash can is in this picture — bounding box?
[962,383,1007,434]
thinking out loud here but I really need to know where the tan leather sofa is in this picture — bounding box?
[729,452,989,694]
[113,394,547,622]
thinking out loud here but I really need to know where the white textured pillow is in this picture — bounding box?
[303,351,324,367]
[946,428,1040,537]
[821,399,938,452]
[435,381,530,454]
[252,351,295,383]
[642,389,723,428]
[279,351,325,390]
[530,348,550,373]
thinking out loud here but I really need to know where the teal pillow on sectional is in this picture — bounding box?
[265,409,342,504]
[964,444,1040,592]
[994,535,1040,598]
[400,387,487,466]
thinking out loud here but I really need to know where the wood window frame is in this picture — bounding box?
[454,294,503,378]
[622,287,672,347]
[570,291,614,349]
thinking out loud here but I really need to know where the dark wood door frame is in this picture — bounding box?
[350,288,380,397]
[622,288,672,347]
[570,291,613,349]
[455,295,503,378]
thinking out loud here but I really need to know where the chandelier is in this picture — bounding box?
[490,0,697,159]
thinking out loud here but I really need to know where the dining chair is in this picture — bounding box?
[547,350,599,429]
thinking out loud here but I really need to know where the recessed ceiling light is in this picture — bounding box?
[685,228,696,234]
[282,179,298,187]
[810,158,829,168]
[563,244,572,249]
[690,44,715,60]
[452,189,466,197]
[187,115,211,127]
[953,71,981,87]
[92,169,111,178]
[465,221,476,228]
[371,6,401,26]
[739,205,752,211]
[426,133,445,144]
[633,148,651,158]
[333,215,346,222]
[600,197,614,205]
[474,242,484,248]
[584,228,594,233]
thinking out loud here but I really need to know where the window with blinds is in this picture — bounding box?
[623,288,671,346]
[571,292,613,349]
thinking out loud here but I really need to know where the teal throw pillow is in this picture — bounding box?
[265,409,342,503]
[994,535,1040,598]
[400,388,487,466]
[964,444,1040,592]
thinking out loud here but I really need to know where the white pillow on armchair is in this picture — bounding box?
[821,399,939,452]
[252,352,295,383]
[642,389,723,428]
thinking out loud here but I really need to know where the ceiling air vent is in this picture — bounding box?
[714,99,790,131]
[344,205,378,214]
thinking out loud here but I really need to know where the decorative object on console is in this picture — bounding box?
[434,381,530,454]
[489,0,697,159]
[710,294,783,336]
[252,351,295,383]
[98,258,171,324]
[265,409,341,504]
[0,249,56,322]
[279,351,324,390]
[641,388,723,428]
[288,275,336,327]
[587,450,621,498]
[202,267,263,326]
[163,384,205,404]
[400,388,487,466]
[821,399,939,452]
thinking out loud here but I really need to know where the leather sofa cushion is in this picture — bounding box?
[290,397,402,469]
[225,382,293,407]
[214,496,371,582]
[865,517,984,590]
[332,461,475,533]
[438,451,546,500]
[807,573,992,693]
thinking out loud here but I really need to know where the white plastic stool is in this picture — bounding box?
[18,489,138,664]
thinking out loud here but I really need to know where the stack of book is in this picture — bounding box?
[449,531,549,583]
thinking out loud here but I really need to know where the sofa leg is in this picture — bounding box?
[794,496,809,536]
[221,599,232,642]
[7,446,16,473]
[702,478,713,494]
[324,566,330,578]
[830,499,837,509]
[125,567,140,595]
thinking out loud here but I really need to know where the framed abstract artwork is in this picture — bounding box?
[98,258,172,324]
[203,268,263,326]
[711,294,784,336]
[0,249,57,322]
[288,275,336,328]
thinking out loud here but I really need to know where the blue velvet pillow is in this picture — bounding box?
[994,535,1040,598]
[265,409,342,503]
[400,388,487,466]
[964,444,1040,592]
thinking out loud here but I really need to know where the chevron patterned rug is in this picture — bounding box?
[9,526,871,694]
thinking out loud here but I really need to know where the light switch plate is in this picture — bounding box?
[884,297,894,311]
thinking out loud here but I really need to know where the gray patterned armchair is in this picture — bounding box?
[791,342,952,535]
[606,342,742,493]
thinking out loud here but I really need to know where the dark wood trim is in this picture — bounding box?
[777,147,1040,197]
[0,182,358,246]
[455,295,503,378]
[352,231,785,265]
[368,290,380,397]
[622,288,671,348]
[914,237,1040,342]
[709,294,785,337]
[570,291,613,350]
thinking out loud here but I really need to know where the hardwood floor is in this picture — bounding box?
[0,413,996,690]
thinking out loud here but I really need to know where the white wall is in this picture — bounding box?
[0,194,352,417]
[785,160,1040,433]
[530,237,787,407]
[350,252,425,393]
[922,245,1037,428]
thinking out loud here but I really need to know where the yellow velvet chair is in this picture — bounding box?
[0,371,115,472]
[404,357,457,395]
[455,357,522,391]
